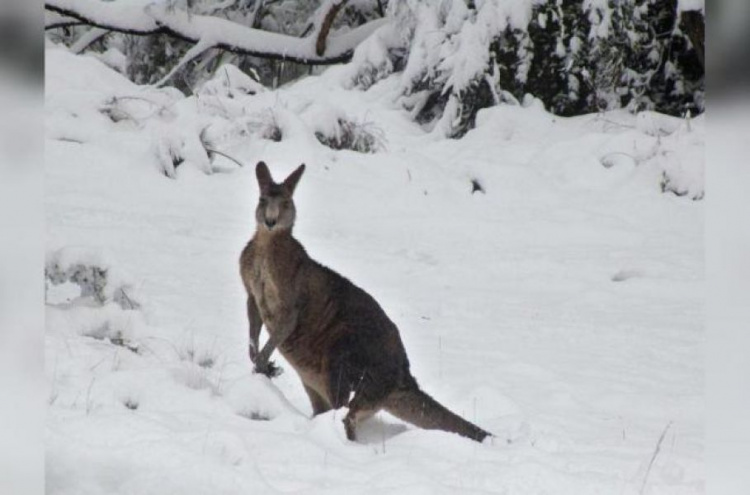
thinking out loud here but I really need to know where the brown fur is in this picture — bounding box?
[240,161,491,442]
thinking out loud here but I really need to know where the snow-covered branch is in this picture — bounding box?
[315,0,350,57]
[45,10,85,30]
[45,0,387,65]
[70,27,110,54]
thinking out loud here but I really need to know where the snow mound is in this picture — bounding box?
[225,374,304,422]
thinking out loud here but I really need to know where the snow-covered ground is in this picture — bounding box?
[45,43,704,494]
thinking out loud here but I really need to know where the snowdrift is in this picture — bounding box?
[46,42,703,494]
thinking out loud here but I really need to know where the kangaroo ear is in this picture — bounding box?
[283,163,305,194]
[256,161,273,192]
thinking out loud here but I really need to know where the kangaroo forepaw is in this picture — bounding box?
[253,359,283,378]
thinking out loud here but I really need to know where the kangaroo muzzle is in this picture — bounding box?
[264,204,280,229]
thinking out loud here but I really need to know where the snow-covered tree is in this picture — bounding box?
[46,0,703,136]
[346,0,703,136]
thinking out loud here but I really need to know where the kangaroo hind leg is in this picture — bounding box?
[343,388,391,442]
[303,384,332,416]
[343,399,379,442]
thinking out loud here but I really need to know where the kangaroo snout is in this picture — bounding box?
[265,218,277,229]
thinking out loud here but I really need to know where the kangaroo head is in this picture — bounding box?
[255,161,305,233]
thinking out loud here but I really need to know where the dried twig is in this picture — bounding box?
[204,148,245,168]
[639,421,673,495]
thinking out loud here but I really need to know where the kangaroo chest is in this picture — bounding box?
[250,257,286,326]
[247,239,302,331]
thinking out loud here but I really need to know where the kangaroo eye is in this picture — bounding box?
[259,198,268,206]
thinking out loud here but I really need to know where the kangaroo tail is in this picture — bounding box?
[384,386,491,442]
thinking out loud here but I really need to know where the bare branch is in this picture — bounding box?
[70,27,110,54]
[376,0,385,18]
[46,20,87,31]
[205,148,245,168]
[45,10,81,30]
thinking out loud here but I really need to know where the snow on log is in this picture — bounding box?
[45,0,387,65]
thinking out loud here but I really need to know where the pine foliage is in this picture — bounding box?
[349,0,704,137]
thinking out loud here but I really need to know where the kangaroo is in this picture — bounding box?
[239,161,491,443]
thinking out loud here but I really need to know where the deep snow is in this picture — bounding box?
[45,43,704,494]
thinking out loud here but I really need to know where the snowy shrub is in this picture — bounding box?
[315,117,386,153]
[196,354,217,369]
[56,303,145,353]
[244,108,283,142]
[344,22,407,90]
[238,410,271,421]
[45,247,141,310]
[78,305,142,353]
[660,171,692,199]
[620,111,704,200]
[195,108,283,169]
[173,365,221,394]
[635,110,684,137]
[151,121,213,178]
[172,337,224,394]
[177,340,219,370]
[657,115,704,200]
[99,87,184,126]
[99,99,133,124]
[302,100,386,153]
[200,107,284,145]
[122,397,140,410]
[195,64,266,99]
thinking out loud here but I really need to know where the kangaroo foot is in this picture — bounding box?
[343,394,379,442]
[253,359,283,378]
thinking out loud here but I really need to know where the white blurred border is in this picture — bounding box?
[707,2,750,494]
[0,1,44,495]
[3,0,747,493]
